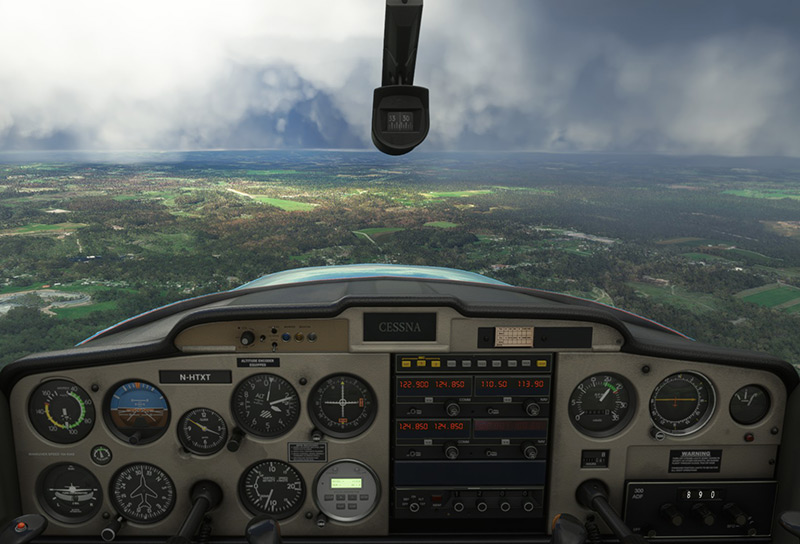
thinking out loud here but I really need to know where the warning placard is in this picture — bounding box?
[669,449,722,473]
[288,442,327,463]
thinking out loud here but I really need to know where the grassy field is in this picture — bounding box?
[656,237,725,247]
[627,281,720,313]
[251,196,316,211]
[424,221,459,228]
[737,284,800,308]
[246,169,300,176]
[354,227,405,237]
[681,252,732,262]
[723,189,800,200]
[52,301,118,319]
[422,190,493,198]
[1,222,86,235]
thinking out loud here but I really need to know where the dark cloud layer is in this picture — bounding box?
[1,1,798,156]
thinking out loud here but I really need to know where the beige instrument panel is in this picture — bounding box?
[7,309,788,538]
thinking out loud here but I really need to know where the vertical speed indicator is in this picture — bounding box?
[568,373,635,437]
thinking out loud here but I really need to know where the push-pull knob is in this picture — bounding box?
[723,503,748,527]
[101,515,125,541]
[660,503,684,527]
[692,503,715,526]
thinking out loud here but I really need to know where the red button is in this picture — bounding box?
[744,433,755,442]
[15,522,27,532]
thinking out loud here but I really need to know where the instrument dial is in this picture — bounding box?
[239,460,305,519]
[730,384,771,425]
[177,408,228,455]
[232,374,300,438]
[309,374,377,438]
[568,373,635,437]
[110,463,175,524]
[105,381,170,445]
[28,380,95,444]
[650,372,716,436]
[37,463,102,523]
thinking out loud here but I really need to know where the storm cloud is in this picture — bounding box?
[1,1,799,155]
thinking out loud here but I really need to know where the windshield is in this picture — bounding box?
[1,1,799,371]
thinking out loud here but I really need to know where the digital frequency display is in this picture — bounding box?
[331,478,362,489]
[387,111,414,132]
[473,419,548,439]
[396,419,471,440]
[474,376,550,397]
[678,488,726,502]
[396,377,472,397]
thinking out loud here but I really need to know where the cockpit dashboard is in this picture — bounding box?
[1,265,799,544]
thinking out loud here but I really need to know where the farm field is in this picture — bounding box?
[2,150,800,369]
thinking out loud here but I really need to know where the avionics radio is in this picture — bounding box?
[391,353,552,534]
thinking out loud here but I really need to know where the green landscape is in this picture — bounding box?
[2,150,800,370]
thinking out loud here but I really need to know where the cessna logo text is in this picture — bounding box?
[363,313,436,342]
[379,321,422,333]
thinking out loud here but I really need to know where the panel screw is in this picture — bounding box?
[299,377,308,386]
[641,365,650,374]
[91,384,100,392]
[771,427,779,435]
[305,512,313,519]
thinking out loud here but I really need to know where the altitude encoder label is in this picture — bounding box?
[669,449,722,473]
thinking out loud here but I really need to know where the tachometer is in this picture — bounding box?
[28,380,95,444]
[309,374,377,438]
[37,463,102,523]
[110,463,175,524]
[649,372,715,436]
[239,460,305,519]
[232,374,300,438]
[105,381,170,445]
[568,373,635,437]
[177,407,228,455]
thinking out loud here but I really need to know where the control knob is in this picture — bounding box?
[445,401,461,417]
[524,400,541,417]
[692,504,715,526]
[723,503,748,527]
[521,443,538,459]
[444,443,460,460]
[476,501,488,513]
[660,503,684,527]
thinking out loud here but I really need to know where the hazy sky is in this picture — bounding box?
[1,1,799,156]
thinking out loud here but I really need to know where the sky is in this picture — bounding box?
[1,1,799,156]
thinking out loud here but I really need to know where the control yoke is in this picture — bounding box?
[372,0,430,155]
[577,480,647,544]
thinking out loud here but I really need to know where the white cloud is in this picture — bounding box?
[0,0,798,155]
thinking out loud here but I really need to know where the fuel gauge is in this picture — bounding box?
[730,384,770,425]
